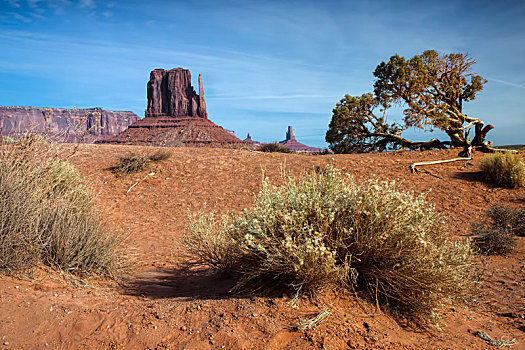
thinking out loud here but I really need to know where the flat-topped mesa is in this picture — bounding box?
[0,106,139,142]
[145,68,207,118]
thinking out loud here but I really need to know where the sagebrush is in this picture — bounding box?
[481,152,525,188]
[0,134,122,277]
[184,166,472,323]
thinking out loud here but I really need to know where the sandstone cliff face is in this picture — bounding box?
[0,106,139,141]
[145,68,207,118]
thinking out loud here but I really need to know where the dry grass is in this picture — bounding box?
[110,149,172,176]
[296,308,332,330]
[0,134,122,277]
[481,152,525,188]
[183,166,472,324]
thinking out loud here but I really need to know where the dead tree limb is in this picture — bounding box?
[410,157,472,177]
[475,142,519,154]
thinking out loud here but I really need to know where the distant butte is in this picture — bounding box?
[106,68,246,147]
[279,126,322,153]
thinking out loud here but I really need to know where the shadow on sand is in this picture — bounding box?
[122,267,286,301]
[452,170,487,184]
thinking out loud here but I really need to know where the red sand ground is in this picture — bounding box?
[0,145,524,349]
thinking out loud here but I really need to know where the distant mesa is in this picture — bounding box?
[105,68,247,147]
[0,106,139,142]
[279,126,322,153]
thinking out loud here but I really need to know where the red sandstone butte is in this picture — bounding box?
[107,68,246,147]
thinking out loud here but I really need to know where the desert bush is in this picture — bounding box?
[0,134,122,277]
[471,223,516,255]
[257,142,291,153]
[184,166,472,323]
[110,149,171,175]
[481,152,525,188]
[487,203,525,236]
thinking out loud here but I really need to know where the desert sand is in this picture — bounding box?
[0,145,523,349]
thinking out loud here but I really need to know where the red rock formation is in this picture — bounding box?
[198,74,207,119]
[280,126,323,153]
[0,106,139,142]
[145,68,207,118]
[106,68,247,148]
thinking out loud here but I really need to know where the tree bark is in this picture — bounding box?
[472,123,494,146]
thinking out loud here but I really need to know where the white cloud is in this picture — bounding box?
[4,0,20,7]
[78,0,94,9]
[486,77,525,90]
[27,0,41,8]
[208,94,339,101]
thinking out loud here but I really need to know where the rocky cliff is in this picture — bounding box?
[0,106,140,141]
[145,68,207,118]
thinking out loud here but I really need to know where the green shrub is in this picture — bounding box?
[0,134,122,277]
[184,166,472,323]
[110,149,172,176]
[257,142,291,153]
[481,152,525,188]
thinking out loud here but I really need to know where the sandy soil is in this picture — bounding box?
[0,145,524,349]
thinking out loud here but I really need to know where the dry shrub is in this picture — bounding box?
[0,134,122,277]
[481,152,525,188]
[472,203,524,255]
[147,149,172,162]
[184,166,472,323]
[487,203,525,236]
[257,142,291,153]
[471,224,516,255]
[110,149,171,175]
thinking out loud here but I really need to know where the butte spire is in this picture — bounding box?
[106,68,245,147]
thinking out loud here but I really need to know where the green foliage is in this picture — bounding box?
[110,149,172,176]
[325,93,402,153]
[257,142,291,153]
[480,152,525,188]
[184,166,472,323]
[326,50,489,152]
[0,134,122,277]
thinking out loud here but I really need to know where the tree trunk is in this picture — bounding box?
[445,129,467,147]
[472,123,494,146]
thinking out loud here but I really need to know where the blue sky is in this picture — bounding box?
[1,0,524,148]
